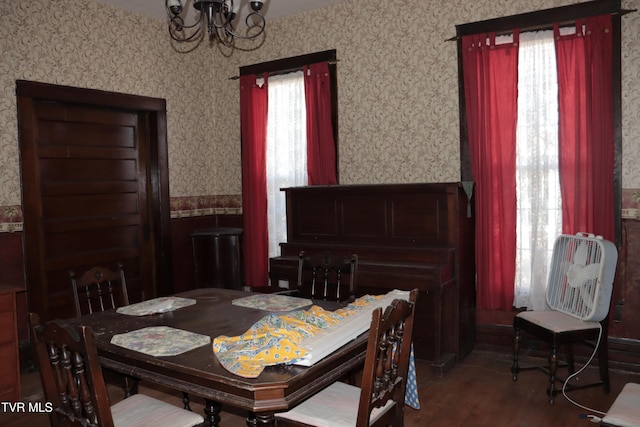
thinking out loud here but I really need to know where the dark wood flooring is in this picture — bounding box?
[2,348,638,426]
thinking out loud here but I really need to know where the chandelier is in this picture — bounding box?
[166,0,266,47]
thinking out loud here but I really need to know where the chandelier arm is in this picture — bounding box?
[209,9,234,30]
[168,10,206,42]
[220,12,265,40]
[207,23,234,47]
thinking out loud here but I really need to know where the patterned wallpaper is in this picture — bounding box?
[0,0,639,227]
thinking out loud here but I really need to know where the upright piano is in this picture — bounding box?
[269,182,476,374]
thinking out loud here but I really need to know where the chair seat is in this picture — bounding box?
[111,393,204,427]
[516,310,601,333]
[601,383,640,427]
[276,382,394,427]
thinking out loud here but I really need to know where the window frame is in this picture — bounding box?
[455,0,625,245]
[239,49,340,182]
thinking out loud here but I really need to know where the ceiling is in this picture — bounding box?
[97,0,349,22]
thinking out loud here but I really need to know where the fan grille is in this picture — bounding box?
[545,234,617,322]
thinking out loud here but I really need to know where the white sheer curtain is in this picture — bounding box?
[513,30,562,310]
[265,71,308,260]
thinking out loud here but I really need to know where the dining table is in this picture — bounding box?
[66,287,372,427]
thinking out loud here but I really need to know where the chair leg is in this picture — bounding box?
[511,325,521,381]
[564,344,575,375]
[548,345,558,404]
[122,375,139,397]
[204,399,221,427]
[599,338,611,394]
[183,392,191,411]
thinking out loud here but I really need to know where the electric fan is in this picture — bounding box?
[546,232,618,322]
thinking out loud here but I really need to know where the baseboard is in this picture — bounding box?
[430,353,457,377]
[476,322,640,374]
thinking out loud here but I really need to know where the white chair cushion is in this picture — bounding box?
[602,383,640,427]
[111,393,204,427]
[275,381,395,427]
[516,310,600,333]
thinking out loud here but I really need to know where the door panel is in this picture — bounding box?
[44,225,140,256]
[42,193,140,218]
[17,81,172,322]
[41,158,138,182]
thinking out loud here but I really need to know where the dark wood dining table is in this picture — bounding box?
[66,288,368,427]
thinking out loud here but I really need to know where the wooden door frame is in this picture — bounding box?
[15,80,173,318]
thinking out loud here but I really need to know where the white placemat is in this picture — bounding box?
[110,326,210,357]
[232,294,312,312]
[116,297,196,316]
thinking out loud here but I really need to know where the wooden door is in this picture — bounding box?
[16,81,173,322]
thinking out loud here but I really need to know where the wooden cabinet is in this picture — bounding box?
[0,286,20,401]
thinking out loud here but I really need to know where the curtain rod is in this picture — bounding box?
[229,59,339,80]
[445,8,635,41]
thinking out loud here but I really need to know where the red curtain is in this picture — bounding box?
[555,15,615,241]
[304,63,337,185]
[240,74,270,287]
[462,32,519,310]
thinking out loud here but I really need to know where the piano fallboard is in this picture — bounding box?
[271,244,455,292]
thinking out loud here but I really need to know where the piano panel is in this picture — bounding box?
[390,193,449,243]
[342,196,387,238]
[293,198,340,237]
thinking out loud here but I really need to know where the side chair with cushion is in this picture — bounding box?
[271,250,360,387]
[512,311,611,404]
[275,288,418,427]
[69,263,193,409]
[601,382,640,426]
[69,263,130,317]
[511,233,618,404]
[29,312,204,427]
[70,262,141,399]
[294,251,359,302]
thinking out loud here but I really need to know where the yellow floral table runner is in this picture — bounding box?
[213,296,379,378]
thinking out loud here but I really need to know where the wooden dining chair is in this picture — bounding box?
[294,251,359,302]
[69,263,130,317]
[28,312,204,427]
[69,262,143,399]
[512,312,611,404]
[275,288,418,427]
[69,263,193,409]
[601,382,640,426]
[511,234,618,405]
[266,251,360,388]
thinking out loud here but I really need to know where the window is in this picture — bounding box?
[457,1,623,310]
[513,30,562,310]
[265,71,308,259]
[239,50,339,288]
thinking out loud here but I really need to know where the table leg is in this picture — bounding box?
[246,411,275,426]
[204,399,222,427]
[246,412,256,426]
